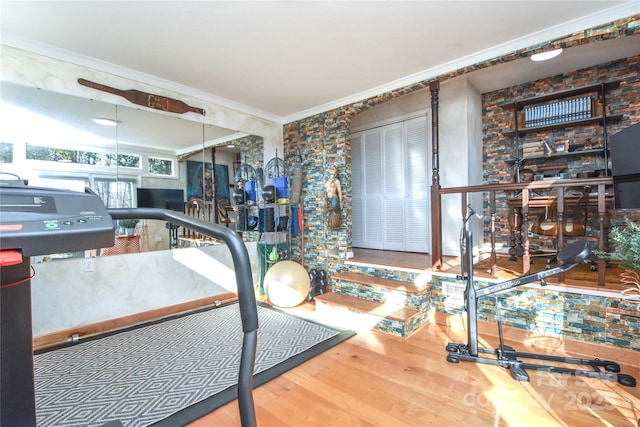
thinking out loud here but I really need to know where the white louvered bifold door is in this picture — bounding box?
[404,116,430,253]
[363,131,383,249]
[382,124,404,251]
[351,113,430,253]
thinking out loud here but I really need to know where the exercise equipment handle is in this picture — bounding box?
[475,241,591,299]
[109,208,257,427]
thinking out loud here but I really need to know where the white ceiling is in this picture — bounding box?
[1,1,639,125]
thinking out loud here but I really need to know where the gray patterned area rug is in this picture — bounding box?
[34,303,355,427]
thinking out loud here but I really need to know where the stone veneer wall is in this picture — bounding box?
[282,15,639,275]
[430,274,639,351]
[283,84,431,272]
[482,55,640,248]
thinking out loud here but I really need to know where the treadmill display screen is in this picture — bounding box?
[0,195,57,213]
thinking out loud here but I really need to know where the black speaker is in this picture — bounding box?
[610,122,640,209]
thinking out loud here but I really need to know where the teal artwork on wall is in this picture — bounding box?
[186,161,230,202]
[215,164,230,201]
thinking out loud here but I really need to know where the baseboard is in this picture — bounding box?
[434,311,639,368]
[33,292,238,351]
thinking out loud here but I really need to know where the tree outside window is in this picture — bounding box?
[0,142,13,163]
[149,157,173,176]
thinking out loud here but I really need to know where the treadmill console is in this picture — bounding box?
[0,181,115,256]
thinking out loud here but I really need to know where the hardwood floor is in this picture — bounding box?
[189,305,640,427]
[186,249,639,426]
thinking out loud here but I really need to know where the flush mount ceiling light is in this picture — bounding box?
[227,144,236,148]
[92,118,117,126]
[531,48,563,62]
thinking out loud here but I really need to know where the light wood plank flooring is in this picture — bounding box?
[190,305,640,427]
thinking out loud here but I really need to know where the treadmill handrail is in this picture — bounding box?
[108,208,257,427]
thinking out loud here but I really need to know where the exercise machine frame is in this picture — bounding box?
[0,182,259,427]
[445,214,636,388]
[110,208,260,426]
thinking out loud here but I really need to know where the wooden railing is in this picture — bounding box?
[182,201,217,240]
[433,177,614,287]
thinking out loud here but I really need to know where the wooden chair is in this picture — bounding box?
[217,198,232,227]
[530,186,591,266]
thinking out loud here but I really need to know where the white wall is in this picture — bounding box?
[439,78,483,255]
[31,243,258,336]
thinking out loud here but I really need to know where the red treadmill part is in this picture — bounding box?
[0,250,22,267]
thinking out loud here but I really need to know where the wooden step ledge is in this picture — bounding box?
[315,292,419,322]
[332,271,424,294]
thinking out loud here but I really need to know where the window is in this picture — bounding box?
[25,144,141,169]
[148,157,174,176]
[29,176,88,192]
[117,153,140,169]
[0,142,13,163]
[26,144,107,166]
[27,176,91,261]
[27,176,137,208]
[93,178,136,208]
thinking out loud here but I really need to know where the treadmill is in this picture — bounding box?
[0,180,258,427]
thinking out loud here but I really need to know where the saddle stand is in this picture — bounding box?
[445,230,636,388]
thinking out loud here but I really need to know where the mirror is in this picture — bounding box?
[0,80,264,259]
